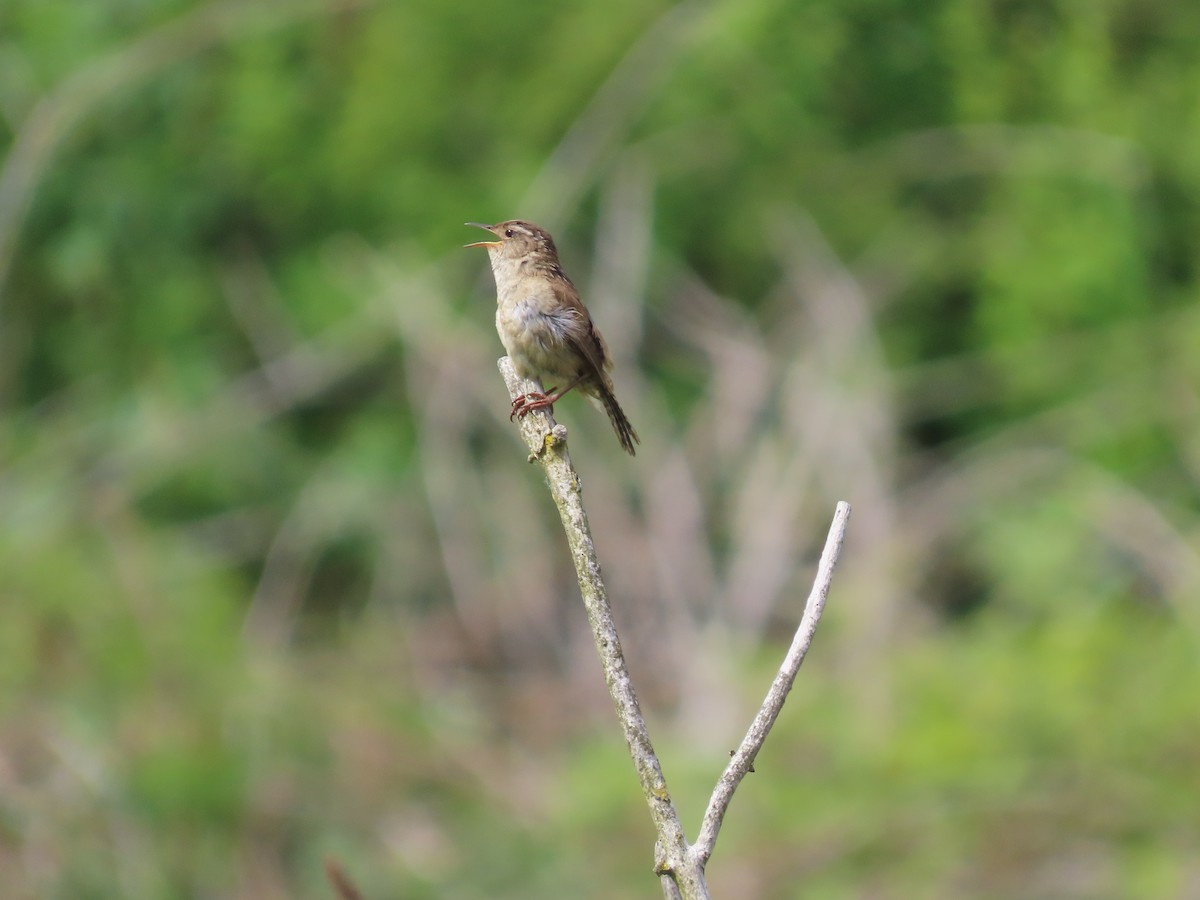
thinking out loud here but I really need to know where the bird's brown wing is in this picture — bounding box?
[550,281,639,455]
[566,323,613,382]
[548,280,611,381]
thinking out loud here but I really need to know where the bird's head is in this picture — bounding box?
[464,220,559,263]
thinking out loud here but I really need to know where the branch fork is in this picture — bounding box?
[497,357,850,899]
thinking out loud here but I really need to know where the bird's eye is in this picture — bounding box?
[504,229,514,238]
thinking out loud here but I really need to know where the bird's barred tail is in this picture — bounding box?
[599,386,639,456]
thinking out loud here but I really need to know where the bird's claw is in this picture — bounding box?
[510,388,556,421]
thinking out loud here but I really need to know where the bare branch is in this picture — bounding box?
[496,357,708,899]
[498,356,849,896]
[693,501,851,863]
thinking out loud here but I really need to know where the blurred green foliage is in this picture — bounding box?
[2,0,1200,896]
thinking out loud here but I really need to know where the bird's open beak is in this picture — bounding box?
[463,222,501,248]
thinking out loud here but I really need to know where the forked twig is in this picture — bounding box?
[498,356,849,899]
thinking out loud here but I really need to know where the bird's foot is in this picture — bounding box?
[511,389,556,420]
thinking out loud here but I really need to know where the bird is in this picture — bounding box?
[465,220,640,455]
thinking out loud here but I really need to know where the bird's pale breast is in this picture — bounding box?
[495,291,580,383]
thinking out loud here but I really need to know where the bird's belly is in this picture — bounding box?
[496,299,576,382]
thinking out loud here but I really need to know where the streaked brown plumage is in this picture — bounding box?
[465,220,639,455]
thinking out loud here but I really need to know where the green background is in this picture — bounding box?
[2,0,1198,896]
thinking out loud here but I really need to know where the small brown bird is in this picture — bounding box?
[465,220,640,455]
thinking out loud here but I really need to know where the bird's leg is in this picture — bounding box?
[511,374,587,420]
